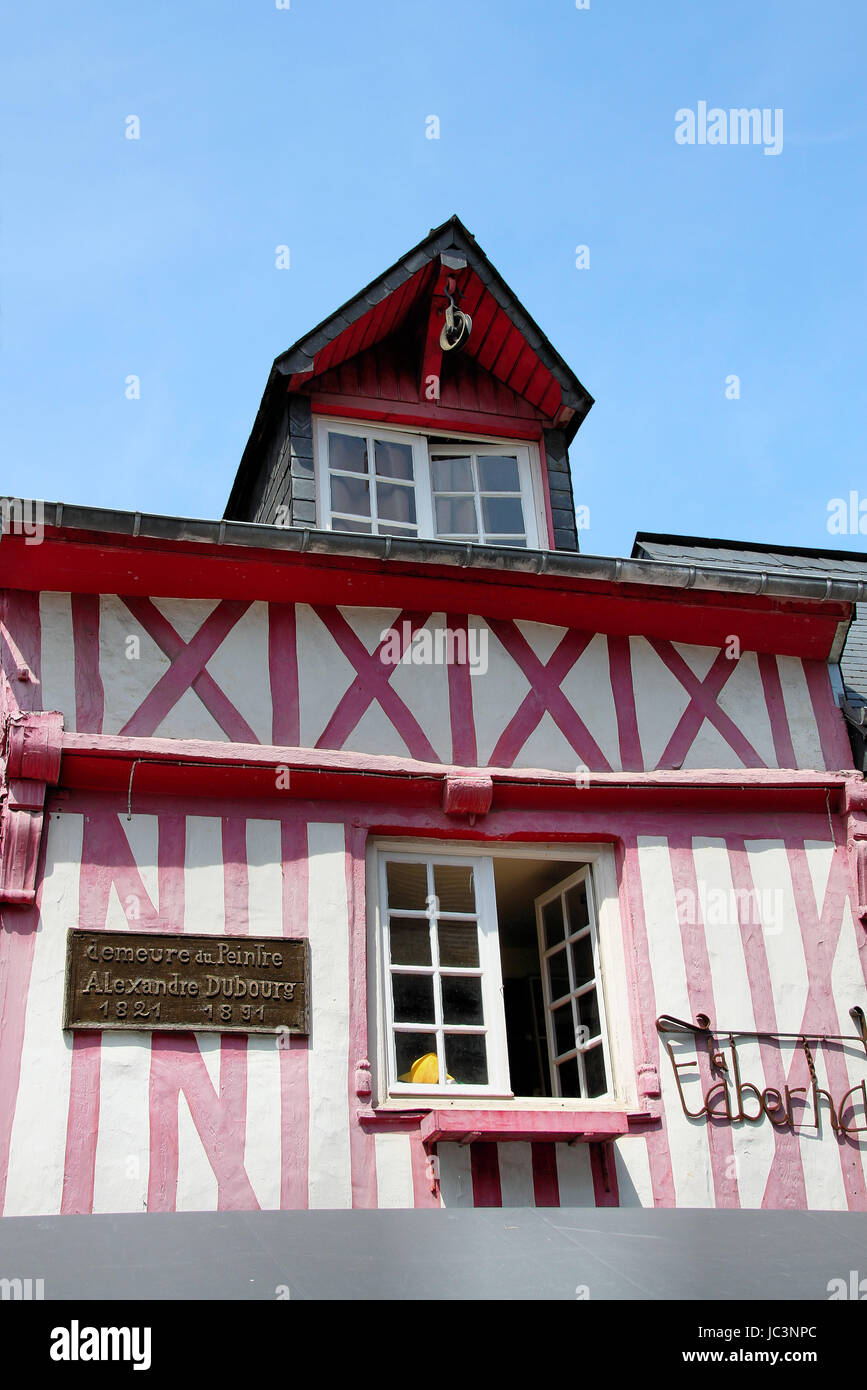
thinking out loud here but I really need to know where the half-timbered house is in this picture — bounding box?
[2,216,866,1218]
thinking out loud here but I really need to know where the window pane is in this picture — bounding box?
[548,946,570,1002]
[486,535,526,548]
[435,496,478,536]
[442,976,484,1026]
[478,455,520,491]
[433,864,475,914]
[331,474,370,517]
[437,920,479,968]
[543,897,565,950]
[565,881,590,934]
[552,1002,576,1058]
[328,432,368,473]
[376,481,416,525]
[481,496,524,535]
[584,1044,607,1098]
[395,1032,439,1082]
[374,439,414,480]
[444,1032,488,1086]
[378,523,417,537]
[331,517,372,534]
[389,916,431,966]
[576,987,601,1040]
[386,861,428,911]
[557,1055,582,1098]
[392,973,435,1024]
[431,456,473,491]
[570,934,594,988]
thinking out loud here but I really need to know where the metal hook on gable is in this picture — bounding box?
[440,282,472,353]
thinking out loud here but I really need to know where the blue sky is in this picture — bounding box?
[1,0,865,558]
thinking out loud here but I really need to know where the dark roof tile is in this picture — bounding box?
[634,533,867,697]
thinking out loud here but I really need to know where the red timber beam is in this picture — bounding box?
[0,711,63,905]
[416,251,470,403]
[419,261,451,403]
[54,732,861,819]
[0,530,851,661]
[309,397,545,440]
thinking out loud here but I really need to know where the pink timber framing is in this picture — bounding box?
[0,532,864,1215]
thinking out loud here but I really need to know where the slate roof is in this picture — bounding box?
[633,532,867,699]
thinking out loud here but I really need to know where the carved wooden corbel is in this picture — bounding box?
[637,1062,661,1099]
[442,774,493,825]
[0,710,63,906]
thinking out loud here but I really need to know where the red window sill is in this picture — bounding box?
[421,1109,659,1145]
[358,1107,659,1144]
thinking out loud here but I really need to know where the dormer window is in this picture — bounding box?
[315,419,543,548]
[324,425,426,538]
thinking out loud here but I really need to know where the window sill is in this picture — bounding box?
[357,1106,660,1144]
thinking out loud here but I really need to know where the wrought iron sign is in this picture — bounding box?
[656,1009,867,1136]
[64,929,309,1036]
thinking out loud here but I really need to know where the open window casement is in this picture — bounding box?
[535,867,612,1099]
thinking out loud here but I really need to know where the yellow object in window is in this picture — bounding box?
[399,1051,454,1084]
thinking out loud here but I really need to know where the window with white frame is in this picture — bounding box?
[375,847,614,1100]
[535,870,608,1100]
[314,420,543,548]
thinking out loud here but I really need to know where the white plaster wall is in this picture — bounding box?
[92,1033,152,1214]
[777,656,825,770]
[305,822,353,1208]
[558,631,622,770]
[297,603,365,749]
[714,650,777,767]
[374,1133,415,1208]
[637,836,716,1208]
[556,1143,596,1206]
[630,638,691,771]
[99,596,174,737]
[613,1135,654,1208]
[175,1082,220,1211]
[471,621,532,767]
[438,1144,474,1207]
[4,811,82,1215]
[204,602,272,745]
[244,820,286,1210]
[387,611,453,763]
[39,594,76,731]
[693,837,777,1208]
[496,1141,535,1206]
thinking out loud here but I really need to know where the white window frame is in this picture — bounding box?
[377,851,510,1097]
[535,867,613,1101]
[426,441,538,548]
[314,417,546,549]
[368,839,636,1110]
[314,419,431,539]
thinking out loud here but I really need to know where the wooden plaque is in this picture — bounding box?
[64,929,309,1035]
